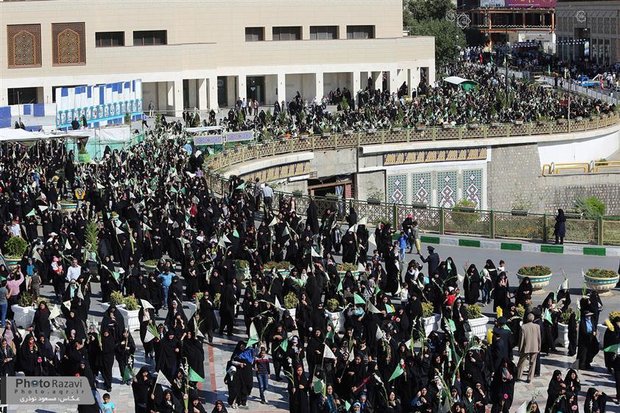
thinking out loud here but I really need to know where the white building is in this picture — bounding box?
[0,0,435,116]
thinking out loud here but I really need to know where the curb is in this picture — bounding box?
[419,235,620,257]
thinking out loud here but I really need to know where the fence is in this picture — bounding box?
[542,160,620,175]
[205,113,620,171]
[205,172,620,246]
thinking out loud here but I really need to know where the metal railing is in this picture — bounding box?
[205,172,620,246]
[542,160,620,175]
[205,113,620,171]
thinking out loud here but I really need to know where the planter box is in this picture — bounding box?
[11,305,35,328]
[412,202,428,209]
[367,199,381,205]
[118,306,141,332]
[325,310,345,333]
[183,301,197,320]
[514,120,524,125]
[286,307,297,319]
[4,257,21,268]
[467,315,490,340]
[415,125,427,131]
[442,124,455,129]
[555,322,570,348]
[557,119,568,125]
[516,272,552,292]
[59,202,78,211]
[468,124,480,129]
[491,122,502,128]
[584,274,619,295]
[423,313,441,336]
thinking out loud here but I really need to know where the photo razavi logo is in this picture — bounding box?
[576,10,586,23]
[4,377,95,405]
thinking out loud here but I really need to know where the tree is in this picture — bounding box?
[403,0,455,24]
[407,19,466,66]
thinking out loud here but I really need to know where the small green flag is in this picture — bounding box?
[236,182,247,190]
[26,209,36,217]
[312,377,325,395]
[353,293,365,305]
[386,304,395,314]
[188,367,204,382]
[232,229,240,238]
[247,322,259,347]
[388,364,404,382]
[122,365,133,382]
[604,344,620,353]
[344,401,351,411]
[446,318,456,333]
[543,308,552,324]
[279,338,289,352]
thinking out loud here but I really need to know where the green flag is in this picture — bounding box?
[353,293,365,305]
[247,322,259,347]
[26,209,36,217]
[604,344,620,353]
[236,182,247,190]
[385,304,395,314]
[312,377,325,395]
[279,337,289,352]
[122,365,133,382]
[344,401,351,411]
[232,229,240,238]
[446,318,456,333]
[189,367,204,382]
[543,308,552,324]
[388,364,404,382]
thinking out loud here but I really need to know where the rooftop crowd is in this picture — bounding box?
[0,82,618,413]
[178,63,618,141]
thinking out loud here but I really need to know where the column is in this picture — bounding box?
[173,79,183,117]
[277,72,286,105]
[315,72,323,101]
[208,76,218,111]
[352,71,361,93]
[373,71,382,90]
[157,82,168,112]
[237,75,247,102]
[389,69,399,94]
[188,79,197,109]
[198,79,208,111]
[43,85,53,104]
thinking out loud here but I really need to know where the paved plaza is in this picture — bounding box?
[10,241,618,413]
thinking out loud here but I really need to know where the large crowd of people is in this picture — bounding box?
[0,121,619,413]
[174,64,618,141]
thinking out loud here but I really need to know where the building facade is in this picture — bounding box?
[0,0,435,115]
[555,0,619,65]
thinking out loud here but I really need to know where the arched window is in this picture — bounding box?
[57,28,80,64]
[13,30,35,66]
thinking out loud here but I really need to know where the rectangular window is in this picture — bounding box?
[245,27,264,42]
[133,30,167,46]
[7,24,42,68]
[272,26,301,41]
[346,25,375,39]
[310,26,338,40]
[52,22,86,65]
[95,31,125,47]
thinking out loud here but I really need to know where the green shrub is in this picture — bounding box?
[213,293,221,309]
[124,296,140,311]
[559,308,574,324]
[575,196,606,219]
[143,259,159,268]
[337,263,357,272]
[84,221,99,260]
[109,291,125,307]
[326,298,340,312]
[518,265,552,277]
[422,301,435,318]
[18,292,36,307]
[609,311,620,321]
[284,292,299,309]
[235,260,249,269]
[450,199,478,229]
[264,261,291,271]
[4,236,27,258]
[585,268,618,278]
[465,304,482,319]
[515,304,526,318]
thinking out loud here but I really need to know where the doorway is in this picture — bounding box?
[247,76,265,104]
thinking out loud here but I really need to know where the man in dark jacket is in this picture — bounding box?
[419,246,440,277]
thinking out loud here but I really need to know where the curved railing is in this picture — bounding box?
[206,113,620,171]
[203,113,620,246]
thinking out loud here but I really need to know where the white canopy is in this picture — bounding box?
[0,128,51,142]
[443,76,475,85]
[185,126,224,133]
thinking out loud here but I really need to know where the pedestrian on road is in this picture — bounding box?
[517,313,541,383]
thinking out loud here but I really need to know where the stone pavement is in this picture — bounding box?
[8,240,619,412]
